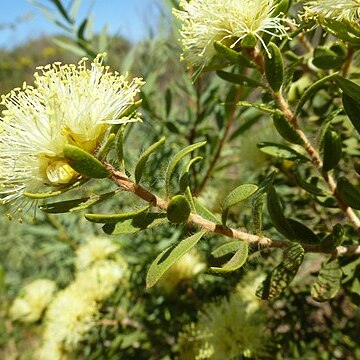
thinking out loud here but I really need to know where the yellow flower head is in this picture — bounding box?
[9,279,57,323]
[73,259,127,302]
[173,0,288,70]
[0,54,144,211]
[42,287,98,353]
[75,237,120,271]
[178,289,269,359]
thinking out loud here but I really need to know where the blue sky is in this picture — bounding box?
[0,0,164,49]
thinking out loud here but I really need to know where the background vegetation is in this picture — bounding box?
[0,0,359,359]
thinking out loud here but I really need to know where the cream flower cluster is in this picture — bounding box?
[75,236,120,271]
[9,279,57,323]
[37,239,127,359]
[0,54,144,211]
[303,0,360,23]
[178,280,268,359]
[173,0,288,69]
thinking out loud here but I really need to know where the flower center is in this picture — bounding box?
[46,160,77,185]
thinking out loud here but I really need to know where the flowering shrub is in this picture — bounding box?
[1,0,360,358]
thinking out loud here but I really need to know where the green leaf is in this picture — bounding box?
[135,137,166,184]
[257,242,303,299]
[167,195,191,224]
[50,0,72,23]
[273,113,303,144]
[210,242,248,274]
[295,72,338,115]
[165,141,206,197]
[179,156,202,193]
[294,172,325,196]
[165,89,172,116]
[256,263,297,300]
[313,46,346,69]
[52,37,86,57]
[40,191,117,213]
[264,42,284,92]
[217,70,264,88]
[222,184,258,225]
[258,142,309,161]
[103,213,167,235]
[146,230,207,288]
[322,129,342,172]
[24,179,87,199]
[311,259,342,302]
[211,240,245,258]
[337,177,360,210]
[251,172,275,235]
[319,18,360,45]
[85,205,150,223]
[342,93,360,135]
[63,144,109,179]
[282,243,304,271]
[213,41,257,68]
[335,75,360,104]
[287,219,320,244]
[320,224,344,253]
[115,124,126,170]
[267,186,296,240]
[193,198,220,223]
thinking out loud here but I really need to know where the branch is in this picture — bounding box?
[253,50,360,234]
[273,90,360,234]
[106,163,360,257]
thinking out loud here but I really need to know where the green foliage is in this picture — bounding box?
[1,0,360,358]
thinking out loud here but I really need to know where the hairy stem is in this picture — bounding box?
[106,163,360,257]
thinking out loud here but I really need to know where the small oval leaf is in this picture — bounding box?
[342,93,360,135]
[322,129,342,172]
[258,142,309,162]
[211,240,244,258]
[273,113,303,145]
[337,177,360,210]
[209,242,248,274]
[63,144,109,179]
[217,70,263,88]
[167,195,191,224]
[264,42,284,92]
[320,224,344,253]
[146,230,207,288]
[335,75,360,104]
[213,41,257,68]
[287,219,320,244]
[222,184,258,225]
[103,213,167,235]
[311,259,342,302]
[294,172,325,196]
